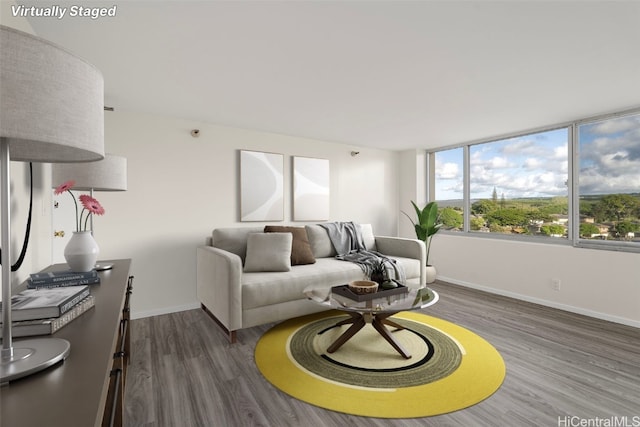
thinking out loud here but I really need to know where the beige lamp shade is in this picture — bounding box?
[1,25,105,383]
[53,154,127,191]
[0,25,104,162]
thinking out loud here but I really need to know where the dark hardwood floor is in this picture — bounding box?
[124,281,640,426]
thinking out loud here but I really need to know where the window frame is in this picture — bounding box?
[427,107,640,253]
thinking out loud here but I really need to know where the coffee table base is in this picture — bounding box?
[322,312,411,359]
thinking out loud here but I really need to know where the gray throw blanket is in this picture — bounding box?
[319,222,406,283]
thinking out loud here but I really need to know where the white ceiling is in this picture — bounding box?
[21,0,640,151]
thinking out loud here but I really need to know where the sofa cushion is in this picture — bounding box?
[241,255,421,309]
[244,232,293,272]
[213,226,263,262]
[242,258,362,309]
[264,225,316,265]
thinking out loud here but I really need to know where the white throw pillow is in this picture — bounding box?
[243,232,293,272]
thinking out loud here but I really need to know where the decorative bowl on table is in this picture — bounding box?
[348,280,379,295]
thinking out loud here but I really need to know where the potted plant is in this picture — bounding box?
[402,201,441,284]
[369,259,387,286]
[367,259,398,289]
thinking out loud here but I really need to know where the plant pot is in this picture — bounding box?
[425,265,437,284]
[64,231,99,272]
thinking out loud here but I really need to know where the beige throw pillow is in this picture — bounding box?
[243,232,293,272]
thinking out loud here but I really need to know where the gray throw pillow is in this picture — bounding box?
[305,224,336,258]
[243,232,293,272]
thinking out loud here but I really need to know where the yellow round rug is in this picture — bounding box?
[255,310,505,418]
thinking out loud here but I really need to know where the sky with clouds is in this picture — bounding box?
[435,112,640,201]
[578,113,640,195]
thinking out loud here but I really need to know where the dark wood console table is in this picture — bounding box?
[1,259,133,427]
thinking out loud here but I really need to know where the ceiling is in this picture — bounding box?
[19,0,640,151]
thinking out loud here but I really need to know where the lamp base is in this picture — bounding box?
[95,262,113,271]
[0,338,70,385]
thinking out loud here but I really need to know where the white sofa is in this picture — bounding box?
[196,224,426,342]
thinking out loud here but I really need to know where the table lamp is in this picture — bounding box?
[1,26,105,383]
[52,154,127,270]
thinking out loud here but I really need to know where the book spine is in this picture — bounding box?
[29,271,98,285]
[2,319,53,337]
[6,296,96,337]
[51,295,95,333]
[27,277,101,289]
[59,288,91,315]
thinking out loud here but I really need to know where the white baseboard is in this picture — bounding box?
[437,275,640,329]
[131,301,201,320]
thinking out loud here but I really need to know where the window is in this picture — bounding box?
[469,128,569,238]
[576,112,640,249]
[428,107,640,253]
[433,147,464,231]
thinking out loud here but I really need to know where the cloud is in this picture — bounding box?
[501,138,537,155]
[470,152,515,169]
[589,116,640,135]
[435,161,459,179]
[579,169,640,194]
[578,116,640,194]
[553,146,566,160]
[467,130,569,198]
[470,167,567,198]
[523,158,542,170]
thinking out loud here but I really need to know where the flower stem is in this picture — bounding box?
[82,209,91,232]
[67,190,79,231]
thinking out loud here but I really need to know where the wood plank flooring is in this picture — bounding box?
[124,281,640,426]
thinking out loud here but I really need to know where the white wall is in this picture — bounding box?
[432,234,640,326]
[100,111,400,318]
[398,149,426,237]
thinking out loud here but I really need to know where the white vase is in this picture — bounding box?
[64,231,99,272]
[425,265,437,284]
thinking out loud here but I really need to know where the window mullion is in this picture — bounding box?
[569,124,578,244]
[463,145,470,233]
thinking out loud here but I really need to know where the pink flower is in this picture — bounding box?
[79,194,105,216]
[54,180,75,195]
[53,181,106,231]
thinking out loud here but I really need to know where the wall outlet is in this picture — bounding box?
[551,278,561,291]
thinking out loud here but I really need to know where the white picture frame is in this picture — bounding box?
[240,150,284,221]
[293,156,330,221]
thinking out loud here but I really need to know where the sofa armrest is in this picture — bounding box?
[375,236,426,286]
[196,246,243,332]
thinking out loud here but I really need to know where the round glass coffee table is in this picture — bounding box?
[304,284,439,359]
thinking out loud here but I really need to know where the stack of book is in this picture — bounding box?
[0,284,96,339]
[27,269,100,289]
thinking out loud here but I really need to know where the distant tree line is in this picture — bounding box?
[580,194,640,238]
[437,193,640,239]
